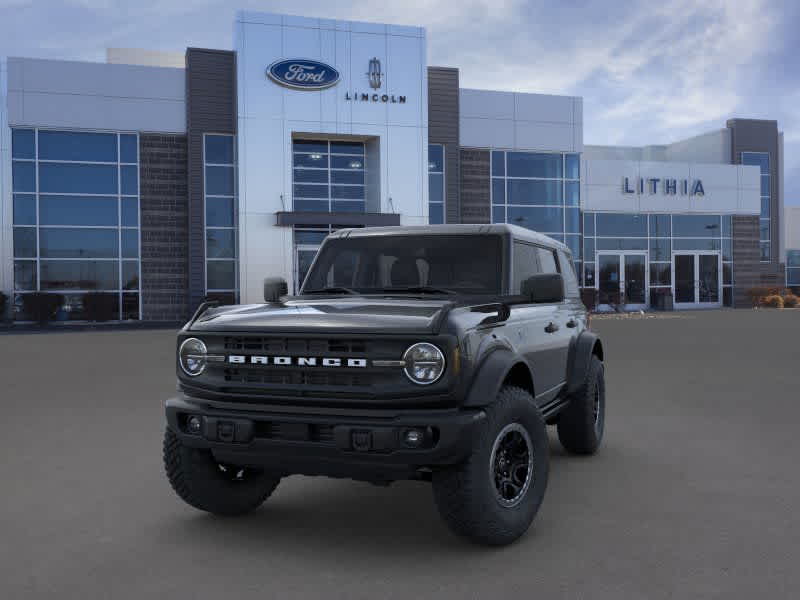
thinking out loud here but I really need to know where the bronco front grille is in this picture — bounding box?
[223,367,373,388]
[223,337,367,355]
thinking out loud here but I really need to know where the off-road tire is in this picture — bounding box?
[557,355,605,455]
[432,386,549,546]
[163,428,281,516]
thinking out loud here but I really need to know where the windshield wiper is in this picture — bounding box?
[376,286,457,295]
[303,286,359,295]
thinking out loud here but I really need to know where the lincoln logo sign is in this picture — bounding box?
[266,59,340,90]
[227,355,367,368]
[623,177,705,196]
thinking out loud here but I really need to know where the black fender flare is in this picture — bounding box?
[566,330,604,396]
[462,348,533,408]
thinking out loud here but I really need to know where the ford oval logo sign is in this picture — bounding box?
[267,59,340,90]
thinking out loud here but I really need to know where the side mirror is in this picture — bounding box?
[521,273,565,304]
[263,277,288,303]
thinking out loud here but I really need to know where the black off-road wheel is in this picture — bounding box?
[432,386,549,546]
[557,355,605,455]
[163,428,281,516]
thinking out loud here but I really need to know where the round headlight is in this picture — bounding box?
[403,343,446,385]
[179,338,207,376]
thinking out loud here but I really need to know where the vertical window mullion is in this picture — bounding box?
[117,133,123,320]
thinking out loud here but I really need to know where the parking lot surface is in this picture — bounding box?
[1,309,799,599]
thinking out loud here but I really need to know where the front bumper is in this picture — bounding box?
[165,394,485,481]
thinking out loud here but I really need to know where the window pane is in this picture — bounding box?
[13,194,36,225]
[205,135,234,164]
[120,134,138,163]
[741,152,769,174]
[565,154,580,179]
[40,260,119,290]
[583,238,595,262]
[294,230,328,245]
[565,181,579,206]
[492,206,505,224]
[759,219,770,241]
[14,261,37,291]
[507,152,562,178]
[332,170,364,185]
[723,287,732,307]
[13,227,37,258]
[294,168,329,183]
[121,198,139,227]
[583,213,595,236]
[428,144,444,172]
[492,179,505,205]
[294,199,329,212]
[787,251,800,268]
[121,165,138,195]
[760,242,770,261]
[294,153,329,168]
[596,213,647,237]
[122,229,139,258]
[122,293,140,320]
[565,207,580,233]
[760,175,770,196]
[650,263,671,286]
[491,151,505,177]
[787,268,800,285]
[206,197,234,227]
[429,173,443,204]
[40,195,118,226]
[38,130,117,162]
[507,179,562,205]
[331,185,364,200]
[584,262,595,287]
[537,247,559,274]
[330,155,362,169]
[12,161,36,192]
[122,261,139,290]
[429,202,444,225]
[761,197,770,218]
[40,228,118,258]
[205,166,235,195]
[293,140,328,154]
[39,163,118,194]
[294,184,329,199]
[723,263,732,285]
[721,215,732,237]
[565,234,581,260]
[207,260,236,290]
[506,206,563,232]
[331,200,365,213]
[596,238,647,250]
[673,238,721,251]
[12,129,35,159]
[207,229,236,258]
[330,141,364,155]
[649,238,671,261]
[649,214,671,237]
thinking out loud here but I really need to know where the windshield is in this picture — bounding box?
[302,234,504,295]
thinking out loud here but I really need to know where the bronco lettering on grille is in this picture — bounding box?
[227,355,368,368]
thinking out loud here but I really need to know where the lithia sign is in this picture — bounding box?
[267,57,406,103]
[623,177,705,196]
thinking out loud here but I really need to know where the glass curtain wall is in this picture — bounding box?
[11,128,141,320]
[292,140,365,213]
[491,150,581,273]
[742,152,771,261]
[428,144,444,224]
[582,213,733,307]
[787,250,800,289]
[204,134,238,304]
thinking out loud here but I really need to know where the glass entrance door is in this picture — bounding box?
[672,252,721,309]
[596,252,648,311]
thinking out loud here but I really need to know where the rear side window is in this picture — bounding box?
[512,242,540,293]
[536,247,560,274]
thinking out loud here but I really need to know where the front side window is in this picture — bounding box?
[303,235,503,295]
[11,128,141,320]
[512,242,541,294]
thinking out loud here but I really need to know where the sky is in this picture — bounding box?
[1,0,798,205]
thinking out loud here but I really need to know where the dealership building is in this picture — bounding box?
[0,10,794,321]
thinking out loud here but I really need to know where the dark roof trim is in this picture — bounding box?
[275,211,401,227]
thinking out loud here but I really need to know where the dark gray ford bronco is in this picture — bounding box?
[164,224,605,545]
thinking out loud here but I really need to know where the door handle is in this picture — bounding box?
[566,319,577,328]
[545,322,559,333]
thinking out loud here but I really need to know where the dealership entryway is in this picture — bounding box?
[673,252,722,309]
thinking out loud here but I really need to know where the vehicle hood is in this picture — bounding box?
[188,297,453,335]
